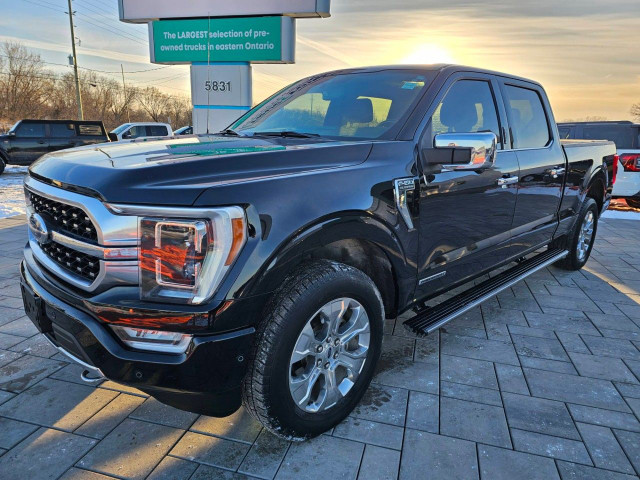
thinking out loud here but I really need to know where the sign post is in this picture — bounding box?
[118,1,330,134]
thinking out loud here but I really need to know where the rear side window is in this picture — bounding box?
[558,126,571,139]
[78,124,103,136]
[505,85,550,149]
[147,125,168,136]
[50,123,75,137]
[16,123,45,137]
[582,125,637,149]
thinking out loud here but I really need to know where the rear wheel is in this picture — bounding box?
[556,197,598,271]
[242,260,384,440]
[626,197,640,209]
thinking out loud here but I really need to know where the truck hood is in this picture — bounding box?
[28,135,373,205]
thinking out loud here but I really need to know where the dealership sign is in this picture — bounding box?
[149,17,295,64]
[119,0,331,23]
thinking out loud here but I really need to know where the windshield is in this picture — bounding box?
[111,123,132,135]
[232,70,431,140]
[8,122,20,134]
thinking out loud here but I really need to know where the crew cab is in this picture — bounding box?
[20,65,615,440]
[0,120,108,174]
[108,122,173,142]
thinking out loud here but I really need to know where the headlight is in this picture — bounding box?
[139,206,246,304]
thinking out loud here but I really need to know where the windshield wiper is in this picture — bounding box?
[217,128,241,136]
[252,131,320,139]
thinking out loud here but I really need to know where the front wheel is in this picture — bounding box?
[626,197,640,210]
[242,260,384,440]
[556,197,598,271]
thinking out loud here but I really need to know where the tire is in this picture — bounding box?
[626,197,640,210]
[0,155,5,175]
[242,260,384,440]
[556,197,598,271]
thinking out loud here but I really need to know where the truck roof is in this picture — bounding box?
[558,120,640,127]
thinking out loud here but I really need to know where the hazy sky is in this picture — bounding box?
[2,0,639,121]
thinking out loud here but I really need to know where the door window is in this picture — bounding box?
[430,80,501,142]
[16,123,45,138]
[504,85,550,149]
[50,123,75,137]
[558,126,571,139]
[147,125,168,136]
[582,125,636,149]
[126,126,146,138]
[78,124,103,136]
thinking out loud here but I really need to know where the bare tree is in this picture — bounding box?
[137,87,171,123]
[632,103,640,122]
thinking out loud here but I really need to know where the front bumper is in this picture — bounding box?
[20,260,254,417]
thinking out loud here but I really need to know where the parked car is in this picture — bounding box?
[559,121,640,208]
[21,65,615,440]
[108,122,173,141]
[174,126,193,135]
[0,119,108,173]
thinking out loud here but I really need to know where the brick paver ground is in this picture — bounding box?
[1,213,640,479]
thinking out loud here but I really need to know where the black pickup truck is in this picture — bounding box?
[20,65,616,440]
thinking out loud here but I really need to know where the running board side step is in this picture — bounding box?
[403,249,569,336]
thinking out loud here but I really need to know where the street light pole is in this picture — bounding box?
[121,64,130,123]
[67,0,84,120]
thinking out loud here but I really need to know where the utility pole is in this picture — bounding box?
[121,64,130,123]
[67,0,84,120]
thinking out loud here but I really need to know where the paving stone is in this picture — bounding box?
[569,352,638,383]
[614,429,640,476]
[524,312,600,336]
[503,392,580,440]
[0,417,38,449]
[498,296,542,313]
[170,431,250,470]
[58,468,116,480]
[49,363,104,386]
[0,306,26,327]
[191,465,253,479]
[238,429,290,479]
[406,391,438,433]
[495,363,529,395]
[130,397,199,430]
[0,332,24,349]
[615,382,640,399]
[9,334,58,358]
[399,429,478,480]
[546,285,591,299]
[484,321,511,342]
[440,396,511,448]
[440,354,498,389]
[98,380,148,397]
[147,456,199,480]
[0,378,117,431]
[581,336,640,361]
[556,331,591,354]
[600,329,640,341]
[556,461,639,480]
[413,333,438,365]
[276,435,364,480]
[352,383,408,427]
[622,359,640,382]
[511,428,591,464]
[478,444,560,480]
[0,354,65,392]
[568,404,640,432]
[617,303,640,320]
[440,381,502,407]
[441,333,519,366]
[357,444,400,480]
[513,334,570,361]
[0,316,38,337]
[625,397,640,418]
[374,357,438,394]
[0,348,21,368]
[519,356,578,375]
[0,389,14,406]
[524,368,629,412]
[577,422,635,474]
[334,416,403,450]
[0,427,97,480]
[380,334,414,362]
[78,419,182,479]
[191,408,261,444]
[481,305,528,326]
[75,393,145,439]
[586,313,640,333]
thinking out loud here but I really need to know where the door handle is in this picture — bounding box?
[38,140,45,144]
[497,176,519,188]
[548,167,566,179]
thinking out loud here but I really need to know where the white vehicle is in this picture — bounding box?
[559,121,640,208]
[108,123,173,142]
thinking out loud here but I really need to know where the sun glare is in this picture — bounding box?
[401,43,455,65]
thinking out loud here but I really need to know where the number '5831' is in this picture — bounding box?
[205,81,232,92]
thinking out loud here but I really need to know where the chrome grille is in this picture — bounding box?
[40,240,100,281]
[28,191,98,242]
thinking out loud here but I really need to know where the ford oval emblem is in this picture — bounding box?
[29,213,51,245]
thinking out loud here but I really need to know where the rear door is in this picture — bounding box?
[48,122,76,153]
[10,122,48,164]
[415,74,519,297]
[500,80,564,254]
[147,125,169,137]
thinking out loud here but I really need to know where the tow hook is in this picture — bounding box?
[80,369,105,385]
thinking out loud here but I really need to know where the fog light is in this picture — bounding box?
[111,325,192,354]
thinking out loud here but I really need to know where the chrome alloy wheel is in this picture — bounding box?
[577,210,595,262]
[288,298,371,414]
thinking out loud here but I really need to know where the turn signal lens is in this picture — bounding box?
[111,325,192,354]
[621,154,640,172]
[613,155,619,185]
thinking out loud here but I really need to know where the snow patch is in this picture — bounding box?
[0,165,28,219]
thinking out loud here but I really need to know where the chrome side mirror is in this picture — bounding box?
[430,132,497,171]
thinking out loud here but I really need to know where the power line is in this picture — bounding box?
[75,0,148,42]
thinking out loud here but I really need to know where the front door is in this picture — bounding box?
[416,77,519,299]
[500,81,564,254]
[9,122,48,164]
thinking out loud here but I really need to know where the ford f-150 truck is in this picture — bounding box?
[20,65,616,440]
